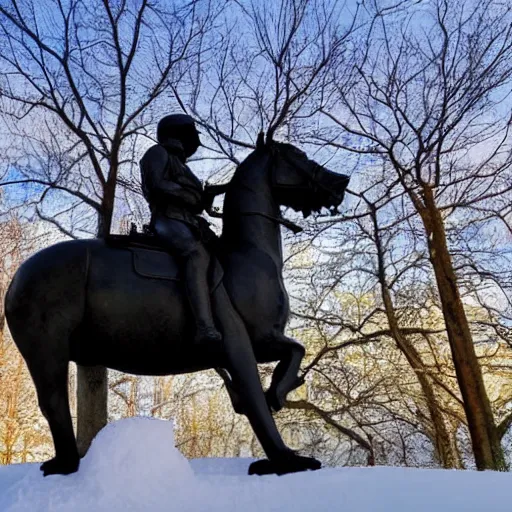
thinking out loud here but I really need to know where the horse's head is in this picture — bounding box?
[257,133,349,218]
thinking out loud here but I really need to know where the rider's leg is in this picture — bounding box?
[183,244,222,343]
[153,216,221,343]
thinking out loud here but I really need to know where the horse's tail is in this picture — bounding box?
[5,240,90,358]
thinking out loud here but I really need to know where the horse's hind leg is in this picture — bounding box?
[215,368,245,415]
[5,241,87,475]
[26,355,79,476]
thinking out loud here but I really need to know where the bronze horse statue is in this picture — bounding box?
[5,134,349,476]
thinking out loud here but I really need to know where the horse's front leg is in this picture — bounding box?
[212,283,285,454]
[263,334,305,412]
[211,283,320,475]
[217,335,306,416]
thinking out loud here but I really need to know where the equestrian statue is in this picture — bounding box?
[4,115,349,477]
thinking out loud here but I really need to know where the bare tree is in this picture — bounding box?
[286,214,467,468]
[176,0,473,467]
[3,0,511,470]
[175,0,363,171]
[0,0,219,454]
[0,212,51,464]
[317,0,512,469]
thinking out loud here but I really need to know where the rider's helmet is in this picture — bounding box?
[157,114,201,158]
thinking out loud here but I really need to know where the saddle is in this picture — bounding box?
[107,224,166,250]
[106,224,222,287]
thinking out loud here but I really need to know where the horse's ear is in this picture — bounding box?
[256,131,265,150]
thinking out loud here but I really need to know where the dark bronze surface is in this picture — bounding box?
[5,125,349,477]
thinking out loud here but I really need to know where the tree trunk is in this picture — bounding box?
[420,186,506,471]
[76,366,108,456]
[420,373,462,468]
[371,205,461,468]
[0,282,5,342]
[76,179,117,455]
[381,284,461,468]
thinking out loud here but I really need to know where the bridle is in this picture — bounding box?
[237,145,309,234]
[224,144,341,232]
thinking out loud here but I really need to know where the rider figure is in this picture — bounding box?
[140,114,222,344]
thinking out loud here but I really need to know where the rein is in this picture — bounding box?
[238,211,303,234]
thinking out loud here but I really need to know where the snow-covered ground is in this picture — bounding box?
[0,418,510,511]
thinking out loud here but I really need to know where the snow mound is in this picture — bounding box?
[1,417,511,512]
[79,417,194,509]
[0,417,196,512]
[81,417,193,482]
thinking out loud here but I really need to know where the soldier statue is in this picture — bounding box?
[139,114,222,344]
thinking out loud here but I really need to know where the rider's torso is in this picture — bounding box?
[147,143,204,227]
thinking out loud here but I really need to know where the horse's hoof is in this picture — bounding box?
[265,388,284,412]
[266,377,305,413]
[231,396,246,415]
[248,453,321,476]
[40,456,80,476]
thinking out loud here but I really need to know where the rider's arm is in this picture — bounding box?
[204,182,230,197]
[202,182,230,215]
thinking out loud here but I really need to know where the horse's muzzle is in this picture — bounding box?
[315,165,350,208]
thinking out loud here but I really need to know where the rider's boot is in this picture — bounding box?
[184,249,222,344]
